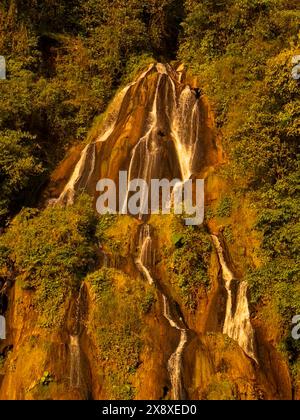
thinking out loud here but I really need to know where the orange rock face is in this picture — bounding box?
[0,63,293,400]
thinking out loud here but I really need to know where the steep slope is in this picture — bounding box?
[45,62,220,206]
[0,63,294,400]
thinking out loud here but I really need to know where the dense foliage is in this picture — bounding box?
[0,0,183,224]
[0,196,98,327]
[166,217,211,309]
[0,0,299,395]
[179,0,300,368]
[86,267,147,399]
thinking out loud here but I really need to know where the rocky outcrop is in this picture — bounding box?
[0,62,294,400]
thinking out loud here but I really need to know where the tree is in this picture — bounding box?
[0,130,43,222]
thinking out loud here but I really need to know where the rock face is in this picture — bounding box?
[50,63,220,207]
[0,63,293,400]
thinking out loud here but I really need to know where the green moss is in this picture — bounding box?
[86,267,148,400]
[88,268,113,297]
[107,372,136,400]
[223,225,234,244]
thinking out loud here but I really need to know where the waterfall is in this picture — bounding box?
[54,62,205,214]
[56,63,156,206]
[135,224,154,285]
[136,224,187,400]
[53,63,213,398]
[172,86,200,181]
[69,283,85,388]
[163,295,187,400]
[118,63,203,216]
[211,235,258,363]
[120,63,202,217]
[168,331,188,400]
[122,73,163,216]
[56,80,126,205]
[56,142,96,205]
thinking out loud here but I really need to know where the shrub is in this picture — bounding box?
[217,197,233,218]
[168,220,211,309]
[0,195,98,327]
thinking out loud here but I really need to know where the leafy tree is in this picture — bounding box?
[0,130,43,223]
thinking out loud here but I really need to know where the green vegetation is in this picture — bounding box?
[0,130,43,222]
[223,225,234,245]
[0,195,98,327]
[168,217,212,309]
[205,378,237,401]
[216,197,233,218]
[95,214,117,243]
[86,267,151,400]
[0,0,184,225]
[0,354,4,372]
[39,371,53,386]
[140,290,156,314]
[179,0,300,373]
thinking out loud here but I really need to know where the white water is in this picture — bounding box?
[162,295,187,400]
[168,330,188,400]
[122,70,163,216]
[57,142,96,205]
[55,63,202,212]
[172,86,200,181]
[136,225,187,400]
[122,63,202,215]
[211,235,258,363]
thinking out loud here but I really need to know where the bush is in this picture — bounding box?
[140,290,156,314]
[179,0,300,370]
[168,219,211,309]
[216,197,233,218]
[0,0,184,224]
[0,195,98,327]
[86,267,147,399]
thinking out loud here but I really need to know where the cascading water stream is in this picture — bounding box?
[120,63,202,217]
[122,74,162,216]
[211,235,258,363]
[57,64,156,206]
[162,295,188,400]
[136,224,187,400]
[172,86,201,181]
[135,224,154,285]
[54,63,204,216]
[53,63,215,398]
